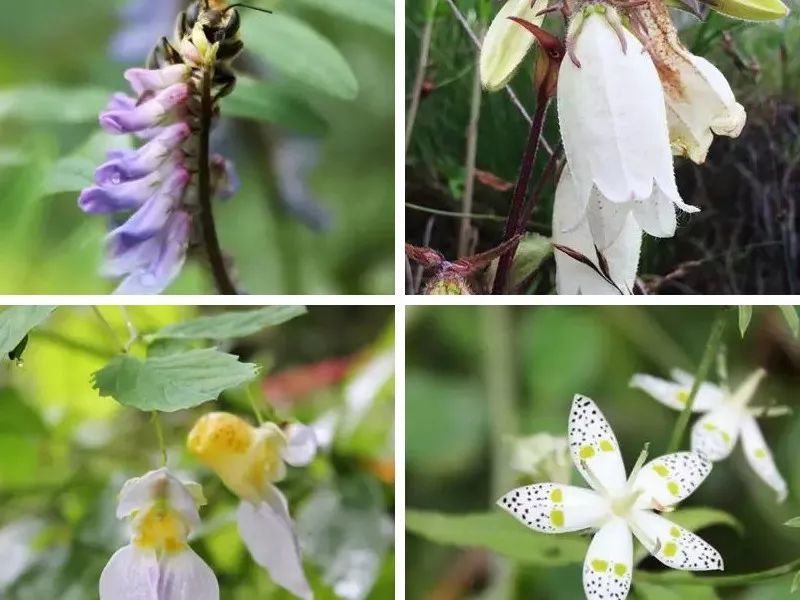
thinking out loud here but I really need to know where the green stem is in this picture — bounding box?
[666,310,728,454]
[246,386,266,425]
[635,556,800,587]
[151,412,167,467]
[92,307,126,354]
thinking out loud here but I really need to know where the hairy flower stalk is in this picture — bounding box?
[79,6,239,294]
[499,395,722,600]
[187,412,317,599]
[99,468,218,600]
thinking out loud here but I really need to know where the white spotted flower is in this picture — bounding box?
[187,412,317,600]
[100,467,218,600]
[558,5,698,248]
[631,368,788,501]
[498,395,722,600]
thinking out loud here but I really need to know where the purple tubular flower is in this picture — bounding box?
[95,123,191,184]
[126,64,191,95]
[100,83,189,134]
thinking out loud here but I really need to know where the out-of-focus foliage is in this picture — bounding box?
[0,0,394,294]
[406,305,800,598]
[0,305,395,599]
[405,0,800,293]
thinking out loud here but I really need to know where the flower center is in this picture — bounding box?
[609,488,643,519]
[133,504,187,554]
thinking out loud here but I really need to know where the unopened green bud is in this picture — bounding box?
[698,0,788,21]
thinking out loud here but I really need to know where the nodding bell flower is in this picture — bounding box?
[479,0,550,91]
[558,4,698,248]
[638,0,746,164]
[499,395,722,600]
[553,167,642,295]
[187,413,317,600]
[99,468,219,600]
[631,368,788,501]
[80,30,239,294]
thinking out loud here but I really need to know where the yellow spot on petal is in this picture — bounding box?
[670,526,681,538]
[133,506,187,554]
[550,488,563,503]
[703,423,718,431]
[591,559,608,572]
[754,448,767,459]
[677,390,689,405]
[613,563,628,577]
[599,440,614,452]
[653,464,669,477]
[721,431,731,443]
[664,542,678,557]
[550,510,564,527]
[579,445,595,459]
[667,481,680,496]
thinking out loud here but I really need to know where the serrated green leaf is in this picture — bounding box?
[241,13,359,100]
[294,0,394,34]
[779,306,799,338]
[47,131,133,195]
[0,306,57,357]
[0,87,110,123]
[738,305,752,338]
[223,77,328,135]
[785,516,800,528]
[91,348,259,412]
[145,306,306,342]
[405,510,588,565]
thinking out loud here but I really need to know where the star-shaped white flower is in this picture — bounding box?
[631,368,788,502]
[498,395,723,600]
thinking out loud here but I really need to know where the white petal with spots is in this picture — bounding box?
[630,510,723,571]
[630,372,725,412]
[632,452,712,510]
[497,483,608,533]
[740,415,787,502]
[690,403,742,461]
[583,517,633,600]
[569,395,628,495]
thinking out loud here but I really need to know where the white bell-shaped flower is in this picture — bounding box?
[553,167,642,294]
[631,368,788,501]
[638,0,745,164]
[188,412,318,600]
[499,395,723,600]
[479,0,550,91]
[557,5,698,242]
[99,467,218,600]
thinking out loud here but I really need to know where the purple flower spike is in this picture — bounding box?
[100,82,189,134]
[95,123,190,184]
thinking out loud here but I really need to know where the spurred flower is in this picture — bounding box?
[631,368,788,501]
[99,467,218,600]
[557,5,698,246]
[499,395,722,600]
[187,413,317,599]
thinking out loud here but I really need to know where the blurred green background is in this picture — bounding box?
[405,0,800,293]
[0,305,395,599]
[0,0,394,294]
[406,305,800,598]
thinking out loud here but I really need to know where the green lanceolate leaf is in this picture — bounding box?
[0,87,111,123]
[784,516,800,528]
[0,306,57,357]
[145,306,307,343]
[738,305,752,338]
[405,510,588,566]
[779,306,799,338]
[294,0,394,34]
[241,13,359,100]
[91,348,259,412]
[224,77,328,135]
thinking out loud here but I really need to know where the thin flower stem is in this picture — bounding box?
[666,309,729,453]
[492,98,550,294]
[457,37,483,257]
[91,307,126,354]
[635,556,800,587]
[151,412,168,467]
[247,386,266,425]
[199,67,238,295]
[406,0,438,153]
